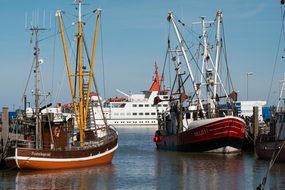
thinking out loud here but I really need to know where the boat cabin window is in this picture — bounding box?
[133,113,137,115]
[151,112,156,115]
[110,103,121,108]
[139,113,143,115]
[139,104,143,107]
[103,102,110,107]
[145,104,149,107]
[133,104,137,107]
[186,112,191,119]
[163,104,168,107]
[127,113,131,116]
[145,113,150,115]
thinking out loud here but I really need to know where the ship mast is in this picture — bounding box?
[200,16,211,101]
[57,0,101,147]
[28,25,47,149]
[77,0,85,147]
[199,16,216,116]
[196,11,228,113]
[167,12,205,117]
[34,28,41,149]
[212,11,229,103]
[213,10,222,99]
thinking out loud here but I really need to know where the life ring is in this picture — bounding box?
[53,127,61,138]
[153,135,161,143]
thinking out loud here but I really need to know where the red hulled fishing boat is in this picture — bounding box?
[153,10,245,153]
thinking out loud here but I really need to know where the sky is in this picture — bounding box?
[0,0,283,110]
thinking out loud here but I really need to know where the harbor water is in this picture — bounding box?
[1,127,285,190]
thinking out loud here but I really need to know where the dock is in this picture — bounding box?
[0,107,24,168]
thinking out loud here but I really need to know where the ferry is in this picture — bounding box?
[91,64,169,127]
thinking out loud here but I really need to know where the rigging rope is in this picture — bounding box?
[258,5,285,189]
[266,5,285,104]
[100,15,106,99]
[160,23,172,91]
[22,57,35,102]
[257,121,285,190]
[53,22,76,105]
[221,21,234,93]
[51,17,58,104]
[175,14,218,105]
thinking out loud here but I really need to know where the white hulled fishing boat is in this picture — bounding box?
[5,1,118,170]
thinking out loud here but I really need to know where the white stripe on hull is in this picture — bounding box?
[6,144,118,163]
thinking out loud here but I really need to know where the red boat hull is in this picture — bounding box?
[154,116,245,153]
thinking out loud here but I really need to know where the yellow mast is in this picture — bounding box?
[56,10,80,132]
[56,1,101,147]
[84,11,101,128]
[77,1,85,147]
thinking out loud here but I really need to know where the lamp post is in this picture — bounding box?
[247,72,253,101]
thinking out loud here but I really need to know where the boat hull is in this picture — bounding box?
[5,135,118,170]
[256,140,285,162]
[154,116,245,153]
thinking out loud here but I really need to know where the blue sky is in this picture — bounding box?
[0,0,283,110]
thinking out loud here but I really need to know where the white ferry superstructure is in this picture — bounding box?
[91,64,169,127]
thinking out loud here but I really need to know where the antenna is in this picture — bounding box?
[25,9,51,31]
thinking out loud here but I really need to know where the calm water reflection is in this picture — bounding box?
[1,127,285,190]
[15,165,116,190]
